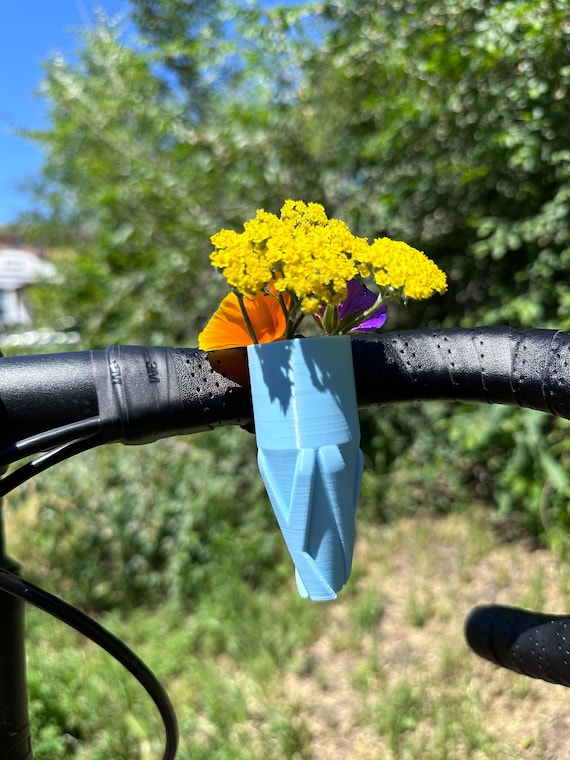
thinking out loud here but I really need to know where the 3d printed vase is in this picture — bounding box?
[247,336,363,601]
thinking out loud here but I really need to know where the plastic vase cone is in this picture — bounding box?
[247,336,363,601]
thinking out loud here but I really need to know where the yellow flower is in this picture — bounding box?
[209,202,366,312]
[367,238,448,300]
[201,200,447,348]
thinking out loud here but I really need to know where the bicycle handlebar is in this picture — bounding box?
[3,325,570,692]
[465,605,570,687]
[2,326,570,447]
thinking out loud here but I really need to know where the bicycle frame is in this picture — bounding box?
[0,496,31,760]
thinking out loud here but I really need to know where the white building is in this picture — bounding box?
[0,248,57,329]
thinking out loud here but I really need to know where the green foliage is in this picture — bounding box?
[130,0,226,94]
[303,0,570,324]
[447,405,570,538]
[359,402,475,523]
[15,428,289,611]
[25,590,320,759]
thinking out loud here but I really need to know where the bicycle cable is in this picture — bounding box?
[0,416,103,468]
[0,567,179,760]
[0,434,103,499]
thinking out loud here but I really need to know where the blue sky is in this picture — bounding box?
[1,1,133,225]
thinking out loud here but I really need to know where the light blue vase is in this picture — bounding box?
[247,336,363,601]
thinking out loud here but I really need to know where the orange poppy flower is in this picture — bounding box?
[198,288,290,350]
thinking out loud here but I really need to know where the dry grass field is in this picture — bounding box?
[8,501,570,758]
[276,512,570,759]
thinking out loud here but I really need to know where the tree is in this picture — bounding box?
[26,25,222,345]
[298,0,570,328]
[25,3,325,346]
[129,0,225,96]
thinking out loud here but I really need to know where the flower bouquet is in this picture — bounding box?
[199,200,446,600]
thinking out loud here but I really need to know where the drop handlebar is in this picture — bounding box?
[1,326,570,448]
[2,326,570,711]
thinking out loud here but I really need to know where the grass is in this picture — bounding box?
[23,581,323,759]
[7,504,570,758]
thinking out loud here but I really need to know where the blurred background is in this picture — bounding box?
[3,1,570,757]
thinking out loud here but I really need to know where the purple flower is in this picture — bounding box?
[338,279,387,332]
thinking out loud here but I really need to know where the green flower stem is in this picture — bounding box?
[277,292,289,323]
[236,292,259,344]
[360,291,385,323]
[287,309,306,339]
[322,304,339,335]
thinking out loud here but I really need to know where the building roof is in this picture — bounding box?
[0,248,57,290]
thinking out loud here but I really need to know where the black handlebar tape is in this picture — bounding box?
[168,327,570,426]
[0,350,100,446]
[1,326,570,446]
[98,345,252,444]
[465,605,570,687]
[0,345,251,447]
[352,327,570,415]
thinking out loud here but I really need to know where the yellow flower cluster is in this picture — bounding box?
[210,200,446,316]
[365,238,448,300]
[211,200,366,313]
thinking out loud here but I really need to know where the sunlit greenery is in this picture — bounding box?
[8,0,570,755]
